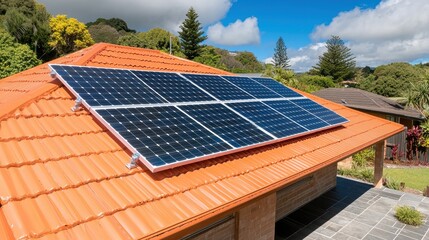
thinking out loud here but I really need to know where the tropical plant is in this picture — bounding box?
[405,126,425,160]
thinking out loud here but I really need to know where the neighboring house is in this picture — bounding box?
[314,88,425,160]
[0,43,403,240]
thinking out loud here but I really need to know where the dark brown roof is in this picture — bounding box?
[313,88,424,120]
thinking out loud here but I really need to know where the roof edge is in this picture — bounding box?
[0,79,60,121]
[150,121,404,239]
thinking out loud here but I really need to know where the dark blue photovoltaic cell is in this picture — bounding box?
[182,74,255,100]
[222,76,283,99]
[180,104,273,148]
[131,70,215,102]
[291,99,348,125]
[96,107,232,167]
[251,77,302,98]
[51,65,165,106]
[264,100,329,130]
[228,101,308,138]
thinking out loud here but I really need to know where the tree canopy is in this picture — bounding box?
[86,17,135,33]
[312,35,356,82]
[178,7,207,60]
[88,23,121,44]
[49,15,94,56]
[273,37,290,69]
[0,29,41,78]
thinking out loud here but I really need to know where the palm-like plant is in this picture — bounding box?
[405,80,429,118]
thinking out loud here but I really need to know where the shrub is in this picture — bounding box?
[395,206,424,226]
[383,176,403,190]
[337,168,374,183]
[352,148,375,168]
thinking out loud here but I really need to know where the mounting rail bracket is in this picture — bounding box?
[71,98,82,112]
[126,153,140,169]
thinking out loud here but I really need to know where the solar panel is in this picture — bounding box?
[290,99,348,125]
[222,76,283,99]
[228,101,307,138]
[251,77,303,98]
[179,104,273,147]
[96,107,232,167]
[50,64,348,172]
[51,65,166,106]
[131,70,215,103]
[264,100,330,130]
[182,74,255,100]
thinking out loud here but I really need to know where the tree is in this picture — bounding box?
[359,62,425,97]
[273,37,290,69]
[178,7,207,59]
[312,35,356,82]
[86,17,135,33]
[117,33,145,47]
[88,23,121,44]
[49,15,94,56]
[2,1,51,60]
[0,29,41,78]
[235,51,263,73]
[194,46,226,70]
[141,28,180,54]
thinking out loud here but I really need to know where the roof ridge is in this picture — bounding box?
[74,43,109,65]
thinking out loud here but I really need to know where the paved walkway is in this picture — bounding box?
[276,176,429,240]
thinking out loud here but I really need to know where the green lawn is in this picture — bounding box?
[384,168,429,191]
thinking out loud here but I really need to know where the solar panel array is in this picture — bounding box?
[50,64,348,172]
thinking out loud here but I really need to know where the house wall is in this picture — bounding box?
[276,163,337,221]
[184,164,338,239]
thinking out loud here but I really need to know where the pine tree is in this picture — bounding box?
[273,37,290,69]
[312,35,356,82]
[178,7,207,60]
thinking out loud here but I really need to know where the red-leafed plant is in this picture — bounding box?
[391,144,404,162]
[406,126,426,161]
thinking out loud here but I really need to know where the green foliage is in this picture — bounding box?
[2,1,51,60]
[352,147,375,168]
[117,33,145,47]
[295,74,336,93]
[49,15,94,56]
[395,206,424,226]
[405,80,429,117]
[0,29,41,78]
[194,46,226,70]
[263,65,295,85]
[88,23,121,44]
[86,17,135,33]
[312,35,356,82]
[235,52,263,73]
[117,28,181,55]
[178,7,207,59]
[384,168,429,191]
[273,37,290,69]
[383,176,403,190]
[359,62,425,97]
[337,168,374,183]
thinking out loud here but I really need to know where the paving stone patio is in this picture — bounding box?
[275,176,429,240]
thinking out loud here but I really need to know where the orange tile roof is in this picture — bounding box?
[0,43,403,239]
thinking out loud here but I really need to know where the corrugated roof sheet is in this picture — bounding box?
[0,43,403,239]
[313,88,424,120]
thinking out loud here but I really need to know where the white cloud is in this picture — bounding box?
[38,0,232,32]
[264,57,274,64]
[207,17,260,45]
[288,43,326,72]
[310,0,429,67]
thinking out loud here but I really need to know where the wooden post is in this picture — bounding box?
[374,141,385,188]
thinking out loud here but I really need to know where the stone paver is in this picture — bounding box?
[275,176,429,240]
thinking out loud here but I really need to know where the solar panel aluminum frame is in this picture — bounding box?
[49,64,349,173]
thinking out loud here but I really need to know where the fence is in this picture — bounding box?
[385,126,429,162]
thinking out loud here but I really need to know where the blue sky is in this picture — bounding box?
[40,0,429,72]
